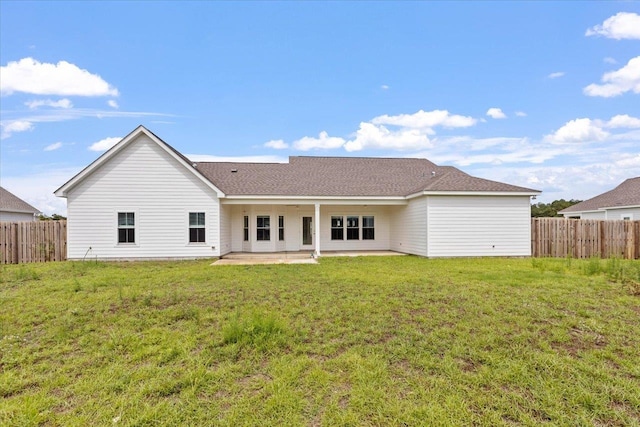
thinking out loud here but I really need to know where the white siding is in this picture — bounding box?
[389,198,428,256]
[66,135,220,260]
[319,206,390,251]
[427,196,531,257]
[219,204,232,255]
[605,208,640,220]
[0,212,36,222]
[581,211,607,220]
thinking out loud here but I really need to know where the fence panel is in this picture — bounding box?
[532,218,639,259]
[0,220,67,264]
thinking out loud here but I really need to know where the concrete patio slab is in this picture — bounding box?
[212,258,317,266]
[211,250,404,265]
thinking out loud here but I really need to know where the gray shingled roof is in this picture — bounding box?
[0,186,40,214]
[194,156,538,197]
[560,177,640,213]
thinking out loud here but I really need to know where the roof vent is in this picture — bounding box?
[431,171,436,177]
[231,169,238,173]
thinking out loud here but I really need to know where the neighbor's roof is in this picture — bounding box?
[560,177,640,213]
[194,156,539,197]
[0,186,40,214]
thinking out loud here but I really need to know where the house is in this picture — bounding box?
[54,126,540,260]
[559,177,640,220]
[0,186,40,222]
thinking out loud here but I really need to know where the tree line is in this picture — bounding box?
[531,199,581,217]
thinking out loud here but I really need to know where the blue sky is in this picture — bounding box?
[1,1,639,215]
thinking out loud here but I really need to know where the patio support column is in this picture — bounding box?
[314,203,321,257]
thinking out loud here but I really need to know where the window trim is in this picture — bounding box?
[278,215,285,241]
[256,215,271,241]
[117,211,136,245]
[330,214,376,242]
[362,215,375,240]
[188,212,206,244]
[346,216,359,240]
[331,216,344,240]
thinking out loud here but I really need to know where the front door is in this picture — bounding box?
[302,216,313,246]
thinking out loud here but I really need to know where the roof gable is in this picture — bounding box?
[54,125,224,198]
[560,177,640,213]
[0,186,40,214]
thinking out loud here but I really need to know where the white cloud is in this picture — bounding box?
[293,131,346,151]
[88,136,121,152]
[264,139,288,149]
[187,154,286,163]
[0,57,119,97]
[107,100,119,109]
[44,142,62,151]
[585,12,640,40]
[1,120,34,139]
[25,98,73,109]
[604,57,618,65]
[1,167,82,215]
[584,56,640,97]
[371,109,477,129]
[344,122,430,152]
[545,118,609,143]
[486,108,507,119]
[515,111,527,117]
[605,114,640,129]
[548,71,565,79]
[380,85,389,90]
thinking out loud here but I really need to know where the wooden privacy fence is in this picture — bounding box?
[532,218,640,260]
[0,220,67,264]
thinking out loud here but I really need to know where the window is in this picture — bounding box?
[117,212,135,244]
[257,216,270,241]
[331,216,344,240]
[363,216,375,240]
[243,216,249,241]
[347,216,359,240]
[279,216,285,241]
[189,212,205,243]
[622,214,633,221]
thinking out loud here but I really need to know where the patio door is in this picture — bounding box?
[302,216,313,246]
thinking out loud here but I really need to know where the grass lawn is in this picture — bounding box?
[1,256,639,426]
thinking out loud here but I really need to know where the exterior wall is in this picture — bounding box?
[66,135,220,260]
[427,195,531,257]
[581,211,606,220]
[605,207,639,220]
[0,211,36,222]
[389,198,428,256]
[226,204,392,253]
[219,204,232,255]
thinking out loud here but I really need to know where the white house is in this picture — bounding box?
[0,186,40,222]
[559,177,640,220]
[54,126,540,260]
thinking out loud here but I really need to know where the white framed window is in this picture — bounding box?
[363,216,375,240]
[331,216,344,240]
[189,212,205,243]
[117,212,135,244]
[621,214,633,220]
[243,215,249,241]
[257,215,270,241]
[346,216,359,240]
[278,216,285,241]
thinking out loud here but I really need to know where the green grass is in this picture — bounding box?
[1,256,639,426]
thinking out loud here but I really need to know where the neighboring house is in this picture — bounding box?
[0,186,40,222]
[54,126,540,260]
[559,177,640,220]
